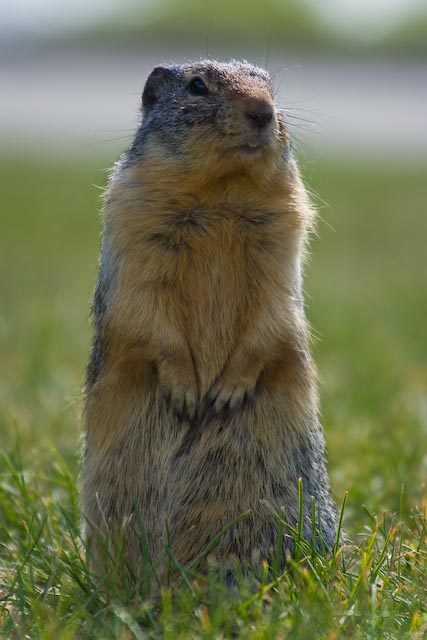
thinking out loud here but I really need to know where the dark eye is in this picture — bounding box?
[188,76,209,96]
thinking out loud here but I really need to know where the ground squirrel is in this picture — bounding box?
[82,59,337,585]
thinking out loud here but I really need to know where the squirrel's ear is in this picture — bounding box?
[142,65,173,111]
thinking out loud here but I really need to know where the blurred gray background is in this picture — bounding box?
[2,0,427,160]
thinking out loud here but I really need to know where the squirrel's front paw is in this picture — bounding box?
[157,360,198,422]
[207,375,257,416]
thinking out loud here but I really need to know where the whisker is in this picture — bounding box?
[278,105,321,118]
[272,74,288,97]
[205,22,212,59]
[289,131,316,162]
[281,94,319,106]
[316,212,335,232]
[280,111,318,126]
[265,29,272,71]
[287,123,320,136]
[81,134,133,147]
[305,184,331,211]
[94,128,135,133]
[270,66,289,80]
[92,183,107,193]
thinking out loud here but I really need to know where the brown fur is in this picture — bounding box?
[82,60,336,586]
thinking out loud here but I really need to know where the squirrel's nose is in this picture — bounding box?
[245,99,274,129]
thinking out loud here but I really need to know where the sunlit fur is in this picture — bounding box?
[82,60,337,584]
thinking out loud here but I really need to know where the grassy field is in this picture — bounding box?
[1,151,426,638]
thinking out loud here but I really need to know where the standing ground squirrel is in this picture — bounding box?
[82,59,337,584]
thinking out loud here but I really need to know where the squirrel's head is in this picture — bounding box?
[128,60,289,177]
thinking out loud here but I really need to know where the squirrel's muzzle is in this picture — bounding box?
[244,98,274,130]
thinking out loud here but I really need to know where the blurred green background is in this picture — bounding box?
[1,0,426,534]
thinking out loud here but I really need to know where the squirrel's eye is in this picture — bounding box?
[188,76,209,96]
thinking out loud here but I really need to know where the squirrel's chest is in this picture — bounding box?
[173,238,256,382]
[168,217,276,304]
[137,209,289,329]
[170,219,282,338]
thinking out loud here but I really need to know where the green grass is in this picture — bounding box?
[1,152,426,637]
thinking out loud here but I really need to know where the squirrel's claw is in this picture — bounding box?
[207,380,256,417]
[161,384,197,423]
[157,358,198,422]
